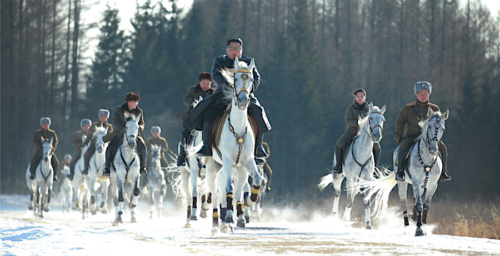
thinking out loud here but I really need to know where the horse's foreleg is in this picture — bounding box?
[190,166,199,220]
[412,182,424,236]
[332,174,343,216]
[362,178,372,230]
[100,180,109,213]
[245,159,262,207]
[180,169,192,227]
[89,177,97,215]
[129,175,140,208]
[221,159,234,220]
[398,181,410,226]
[422,184,437,225]
[116,177,124,224]
[206,159,220,234]
[343,180,355,221]
[234,169,248,228]
[147,183,154,219]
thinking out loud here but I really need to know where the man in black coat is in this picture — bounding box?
[183,38,272,163]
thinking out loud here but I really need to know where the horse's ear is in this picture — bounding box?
[381,105,386,114]
[41,136,44,143]
[427,107,435,117]
[158,145,162,151]
[443,109,449,120]
[124,111,130,119]
[135,114,142,123]
[249,58,255,71]
[234,57,240,70]
[105,127,109,134]
[369,102,374,110]
[50,137,53,144]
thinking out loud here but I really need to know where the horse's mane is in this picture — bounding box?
[93,126,107,137]
[220,60,250,88]
[416,110,443,141]
[357,104,382,135]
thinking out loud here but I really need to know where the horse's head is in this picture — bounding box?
[358,103,386,143]
[151,145,161,169]
[94,127,108,154]
[421,108,449,155]
[124,112,141,148]
[63,166,70,177]
[227,57,255,110]
[41,137,53,162]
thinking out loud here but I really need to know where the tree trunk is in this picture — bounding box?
[62,0,71,121]
[70,0,80,119]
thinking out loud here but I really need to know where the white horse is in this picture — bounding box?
[206,57,263,234]
[60,166,73,213]
[110,113,142,226]
[363,109,448,236]
[179,130,212,228]
[87,127,110,215]
[73,135,91,219]
[147,145,167,219]
[25,138,54,218]
[319,104,386,229]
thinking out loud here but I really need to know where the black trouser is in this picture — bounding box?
[30,153,59,176]
[105,136,147,169]
[84,140,97,172]
[69,151,82,176]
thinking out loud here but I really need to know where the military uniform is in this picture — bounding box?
[395,100,449,180]
[69,130,90,177]
[184,55,271,158]
[30,129,59,179]
[333,102,381,173]
[82,121,113,174]
[146,136,169,167]
[103,102,146,175]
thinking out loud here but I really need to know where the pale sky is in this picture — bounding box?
[82,0,499,65]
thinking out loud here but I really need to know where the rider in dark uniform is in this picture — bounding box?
[81,109,113,175]
[67,119,91,180]
[332,89,382,174]
[29,117,59,182]
[175,72,215,166]
[394,81,451,182]
[183,38,272,165]
[102,92,147,176]
[146,126,169,168]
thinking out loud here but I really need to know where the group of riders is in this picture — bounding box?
[27,37,450,194]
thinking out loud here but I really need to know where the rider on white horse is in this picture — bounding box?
[146,126,169,169]
[67,119,91,180]
[175,72,215,167]
[29,117,59,182]
[102,92,147,176]
[82,109,113,175]
[333,89,382,174]
[183,38,272,166]
[394,82,451,182]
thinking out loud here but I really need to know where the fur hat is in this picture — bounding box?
[80,119,91,127]
[414,81,432,95]
[40,117,51,126]
[151,126,161,134]
[98,109,110,118]
[198,72,212,82]
[125,92,140,102]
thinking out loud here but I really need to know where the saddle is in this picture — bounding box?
[209,110,260,149]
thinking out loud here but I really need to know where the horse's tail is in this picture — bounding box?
[165,163,183,199]
[359,168,397,220]
[318,172,334,191]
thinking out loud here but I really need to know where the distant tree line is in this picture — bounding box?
[2,0,499,201]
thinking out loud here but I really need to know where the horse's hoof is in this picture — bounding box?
[113,221,119,226]
[131,217,137,223]
[200,211,207,218]
[185,223,191,228]
[28,205,33,210]
[128,202,137,209]
[415,227,424,236]
[237,219,246,228]
[101,209,108,214]
[225,211,234,223]
[221,223,229,233]
[366,222,373,230]
[91,210,97,215]
[190,215,197,221]
[245,215,250,224]
[44,207,50,212]
[211,227,219,236]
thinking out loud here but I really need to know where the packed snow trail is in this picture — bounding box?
[1,194,499,255]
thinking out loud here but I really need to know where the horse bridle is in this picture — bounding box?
[233,68,252,106]
[365,112,384,137]
[423,117,443,150]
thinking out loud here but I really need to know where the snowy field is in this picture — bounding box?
[1,194,500,255]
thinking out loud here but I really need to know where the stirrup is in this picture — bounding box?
[53,175,60,183]
[255,146,268,159]
[140,167,147,175]
[197,145,212,157]
[102,166,111,176]
[395,170,405,181]
[439,170,451,182]
[332,165,342,174]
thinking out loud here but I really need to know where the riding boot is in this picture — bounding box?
[197,121,212,157]
[29,165,35,180]
[396,147,406,181]
[255,134,268,159]
[68,161,75,181]
[177,133,187,167]
[82,153,90,175]
[52,162,60,182]
[332,146,344,174]
[439,148,451,182]
[373,148,382,173]
[103,145,116,176]
[138,140,147,175]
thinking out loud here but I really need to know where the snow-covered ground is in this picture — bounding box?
[1,194,500,255]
